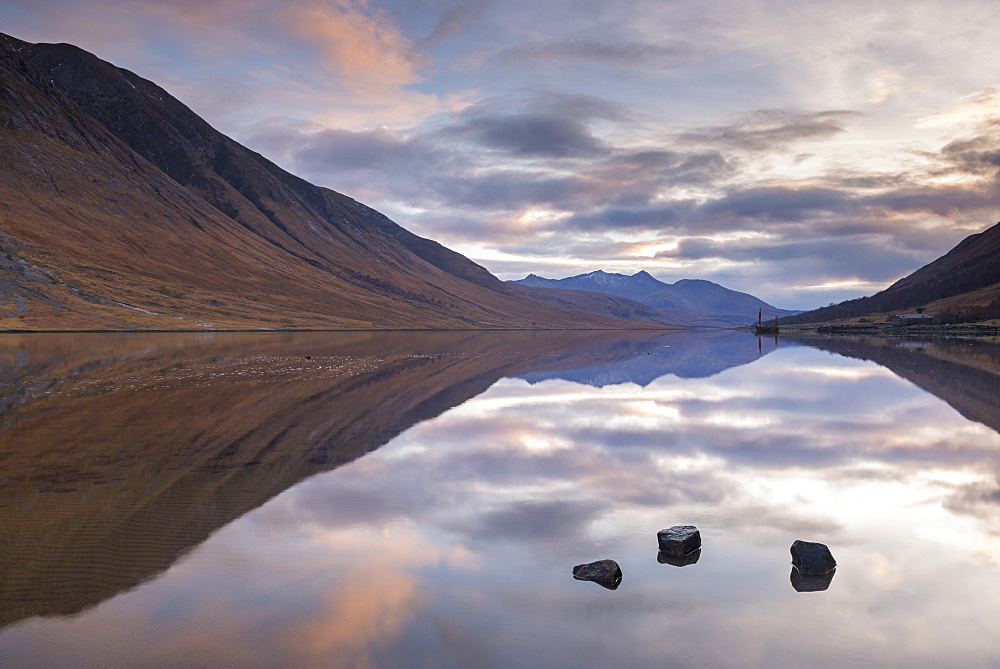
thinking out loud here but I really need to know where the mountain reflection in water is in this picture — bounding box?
[0,330,749,627]
[1,330,1000,667]
[783,334,1000,434]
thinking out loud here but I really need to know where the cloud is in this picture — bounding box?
[446,113,607,157]
[416,0,490,47]
[293,125,435,171]
[678,110,862,151]
[447,499,609,542]
[278,1,427,95]
[504,38,705,68]
[940,131,1000,176]
[563,201,698,233]
[700,186,851,222]
[437,92,627,158]
[864,184,999,217]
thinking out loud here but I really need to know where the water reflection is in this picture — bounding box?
[783,334,1000,433]
[657,549,701,567]
[518,329,778,386]
[791,568,836,593]
[0,330,725,627]
[1,331,1000,666]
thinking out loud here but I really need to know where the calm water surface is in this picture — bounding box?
[1,330,999,667]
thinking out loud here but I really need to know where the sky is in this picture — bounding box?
[2,0,999,309]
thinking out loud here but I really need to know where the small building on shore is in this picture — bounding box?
[892,313,934,326]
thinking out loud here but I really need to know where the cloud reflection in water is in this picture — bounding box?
[2,332,1000,667]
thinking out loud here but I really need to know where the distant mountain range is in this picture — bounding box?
[783,222,1000,324]
[0,33,648,330]
[510,270,797,327]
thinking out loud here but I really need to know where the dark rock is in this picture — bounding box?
[657,548,700,567]
[572,559,622,590]
[790,539,836,575]
[791,566,835,592]
[657,525,701,556]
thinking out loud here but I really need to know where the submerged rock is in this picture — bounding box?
[791,566,836,592]
[657,548,701,567]
[790,540,836,575]
[657,525,701,556]
[572,559,622,590]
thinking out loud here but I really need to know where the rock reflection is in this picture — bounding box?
[790,567,836,592]
[657,549,701,567]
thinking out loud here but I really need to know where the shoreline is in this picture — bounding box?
[0,326,696,335]
[770,322,1000,338]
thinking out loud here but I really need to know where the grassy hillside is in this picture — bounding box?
[782,222,1000,324]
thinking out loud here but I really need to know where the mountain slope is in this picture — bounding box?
[511,270,795,325]
[0,33,639,330]
[510,284,683,326]
[783,222,1000,324]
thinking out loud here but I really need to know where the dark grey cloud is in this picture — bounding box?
[445,499,608,542]
[516,91,628,121]
[560,166,996,242]
[941,131,1000,176]
[445,112,608,157]
[657,237,913,264]
[438,93,626,158]
[678,110,862,151]
[292,126,437,170]
[862,184,999,217]
[563,201,699,232]
[424,171,595,209]
[590,150,733,189]
[658,235,920,281]
[701,186,850,221]
[505,38,704,67]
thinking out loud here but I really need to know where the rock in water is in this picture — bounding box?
[572,559,623,590]
[657,525,701,556]
[790,540,836,575]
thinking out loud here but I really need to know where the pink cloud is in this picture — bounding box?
[278,1,427,95]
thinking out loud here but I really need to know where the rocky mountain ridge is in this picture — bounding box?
[511,270,797,327]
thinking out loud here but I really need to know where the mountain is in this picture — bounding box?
[517,270,669,301]
[509,283,686,327]
[0,34,642,330]
[783,222,1000,324]
[511,270,796,326]
[511,284,751,328]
